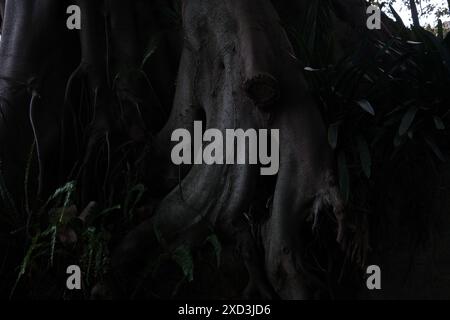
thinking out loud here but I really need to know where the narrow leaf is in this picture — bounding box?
[206,235,222,267]
[304,67,321,72]
[434,116,445,130]
[141,35,160,69]
[399,106,418,136]
[173,246,194,282]
[424,137,446,162]
[357,136,372,178]
[338,152,350,202]
[357,100,375,116]
[328,123,339,150]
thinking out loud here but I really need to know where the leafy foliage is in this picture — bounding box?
[282,1,450,264]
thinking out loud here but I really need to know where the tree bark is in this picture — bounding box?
[0,0,70,198]
[0,0,353,300]
[96,0,344,299]
[409,0,420,27]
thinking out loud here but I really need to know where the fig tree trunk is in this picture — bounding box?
[100,0,345,300]
[0,0,359,299]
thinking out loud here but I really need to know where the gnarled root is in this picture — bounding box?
[98,0,348,300]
